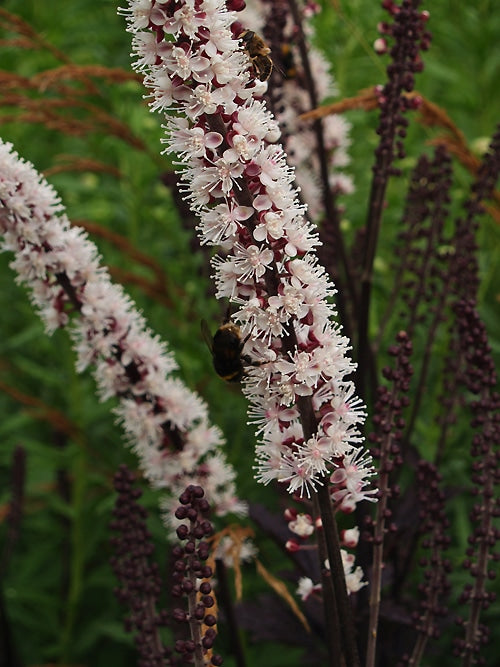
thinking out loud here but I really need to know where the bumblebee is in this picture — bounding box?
[201,318,256,382]
[280,43,297,80]
[239,30,273,82]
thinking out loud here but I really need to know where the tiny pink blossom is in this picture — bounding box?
[289,513,315,538]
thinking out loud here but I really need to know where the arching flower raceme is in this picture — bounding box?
[0,138,246,527]
[119,0,374,501]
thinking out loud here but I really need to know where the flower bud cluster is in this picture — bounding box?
[172,484,223,666]
[410,461,451,645]
[395,146,452,334]
[0,138,245,527]
[120,0,372,500]
[365,331,412,544]
[451,124,500,302]
[451,299,500,663]
[445,127,500,661]
[110,465,169,665]
[373,1,431,178]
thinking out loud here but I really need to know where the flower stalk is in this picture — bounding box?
[110,465,168,665]
[119,0,374,662]
[365,331,412,667]
[0,137,245,529]
[284,0,357,332]
[357,0,431,401]
[120,0,372,522]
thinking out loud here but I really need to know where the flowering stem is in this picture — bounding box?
[0,138,245,539]
[365,454,389,667]
[366,332,412,667]
[119,7,373,666]
[209,109,361,660]
[201,114,360,665]
[357,0,428,401]
[316,485,360,667]
[286,0,358,334]
[311,494,342,667]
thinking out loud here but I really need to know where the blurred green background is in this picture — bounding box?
[0,1,498,665]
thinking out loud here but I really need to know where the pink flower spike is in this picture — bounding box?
[120,0,374,504]
[0,138,246,536]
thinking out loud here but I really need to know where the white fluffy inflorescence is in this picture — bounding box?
[120,0,374,503]
[0,138,246,524]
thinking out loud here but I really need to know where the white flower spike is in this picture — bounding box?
[119,0,375,502]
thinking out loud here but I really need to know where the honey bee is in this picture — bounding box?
[201,318,256,383]
[239,30,273,82]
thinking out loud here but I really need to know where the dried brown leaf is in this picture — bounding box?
[207,525,255,600]
[300,86,378,121]
[256,559,311,633]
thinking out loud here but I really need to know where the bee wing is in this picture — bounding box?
[273,59,285,78]
[200,319,214,352]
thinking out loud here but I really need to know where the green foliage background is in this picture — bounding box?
[0,0,498,665]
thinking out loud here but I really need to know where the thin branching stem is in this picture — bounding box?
[316,485,360,667]
[365,444,390,667]
[286,0,358,340]
[311,493,343,667]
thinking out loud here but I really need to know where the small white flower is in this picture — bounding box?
[341,526,360,548]
[297,577,319,601]
[168,123,223,159]
[268,284,310,320]
[331,448,377,509]
[233,243,274,282]
[198,203,253,245]
[166,1,206,38]
[163,44,212,82]
[120,0,155,30]
[193,153,245,197]
[131,31,161,69]
[185,84,221,118]
[277,454,321,497]
[275,349,322,389]
[289,513,315,537]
